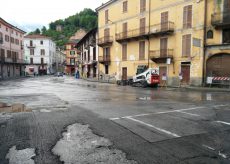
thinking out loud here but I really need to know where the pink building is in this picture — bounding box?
[0,17,26,80]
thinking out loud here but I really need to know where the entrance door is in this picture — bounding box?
[181,65,190,85]
[160,38,168,57]
[122,67,127,80]
[159,66,167,86]
[161,11,168,31]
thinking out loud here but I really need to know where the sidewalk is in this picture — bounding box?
[82,77,116,84]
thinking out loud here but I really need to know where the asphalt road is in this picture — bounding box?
[0,76,230,164]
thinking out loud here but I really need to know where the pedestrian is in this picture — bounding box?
[161,73,167,88]
[34,72,36,77]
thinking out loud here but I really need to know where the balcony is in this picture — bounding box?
[149,22,174,36]
[26,44,36,48]
[150,49,173,63]
[116,27,149,43]
[211,12,230,29]
[0,57,26,64]
[98,55,110,64]
[97,36,113,47]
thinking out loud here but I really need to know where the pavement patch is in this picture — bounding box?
[0,102,31,113]
[52,123,137,164]
[6,146,35,164]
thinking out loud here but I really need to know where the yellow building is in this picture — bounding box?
[205,0,230,82]
[96,0,209,86]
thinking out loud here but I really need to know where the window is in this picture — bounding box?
[41,58,44,64]
[123,1,128,13]
[15,39,19,45]
[41,49,45,55]
[182,34,191,57]
[105,65,109,74]
[30,49,34,55]
[183,5,192,29]
[207,30,213,39]
[30,58,33,64]
[140,18,146,34]
[0,49,5,58]
[122,22,128,38]
[140,0,146,12]
[223,29,230,43]
[122,44,127,61]
[139,41,145,60]
[70,50,75,55]
[0,32,3,43]
[105,10,109,24]
[70,58,75,65]
[30,40,33,46]
[6,27,8,32]
[7,50,11,58]
[5,35,9,42]
[10,37,14,44]
[40,40,43,45]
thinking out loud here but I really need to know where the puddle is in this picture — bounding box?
[0,102,31,113]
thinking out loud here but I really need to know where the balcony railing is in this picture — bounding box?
[150,49,173,63]
[211,12,230,28]
[98,55,111,64]
[116,27,149,42]
[0,57,26,64]
[26,44,36,48]
[97,36,113,47]
[149,21,174,36]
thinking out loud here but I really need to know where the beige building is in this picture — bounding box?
[96,0,223,86]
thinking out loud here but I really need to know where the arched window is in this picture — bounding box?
[207,30,213,39]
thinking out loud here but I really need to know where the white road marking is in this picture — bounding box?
[126,117,181,138]
[109,104,229,120]
[202,144,215,151]
[218,151,228,159]
[215,121,230,126]
[177,111,200,117]
[109,118,120,120]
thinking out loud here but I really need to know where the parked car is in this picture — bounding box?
[54,72,64,77]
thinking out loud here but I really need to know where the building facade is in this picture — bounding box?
[77,28,98,78]
[24,35,56,75]
[55,48,66,73]
[205,0,230,82]
[65,42,79,75]
[0,18,26,80]
[96,0,208,86]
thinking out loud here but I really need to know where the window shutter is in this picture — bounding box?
[183,6,187,28]
[123,22,128,38]
[105,10,108,24]
[182,34,191,57]
[139,41,145,60]
[186,34,191,57]
[122,44,127,61]
[123,1,128,12]
[182,35,186,57]
[140,0,146,12]
[140,18,146,34]
[187,5,192,28]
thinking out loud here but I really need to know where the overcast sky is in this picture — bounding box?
[0,0,108,31]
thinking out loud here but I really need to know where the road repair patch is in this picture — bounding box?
[6,146,35,164]
[52,123,137,164]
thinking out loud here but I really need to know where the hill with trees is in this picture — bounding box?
[30,8,97,48]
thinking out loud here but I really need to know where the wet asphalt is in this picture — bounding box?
[0,76,230,164]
